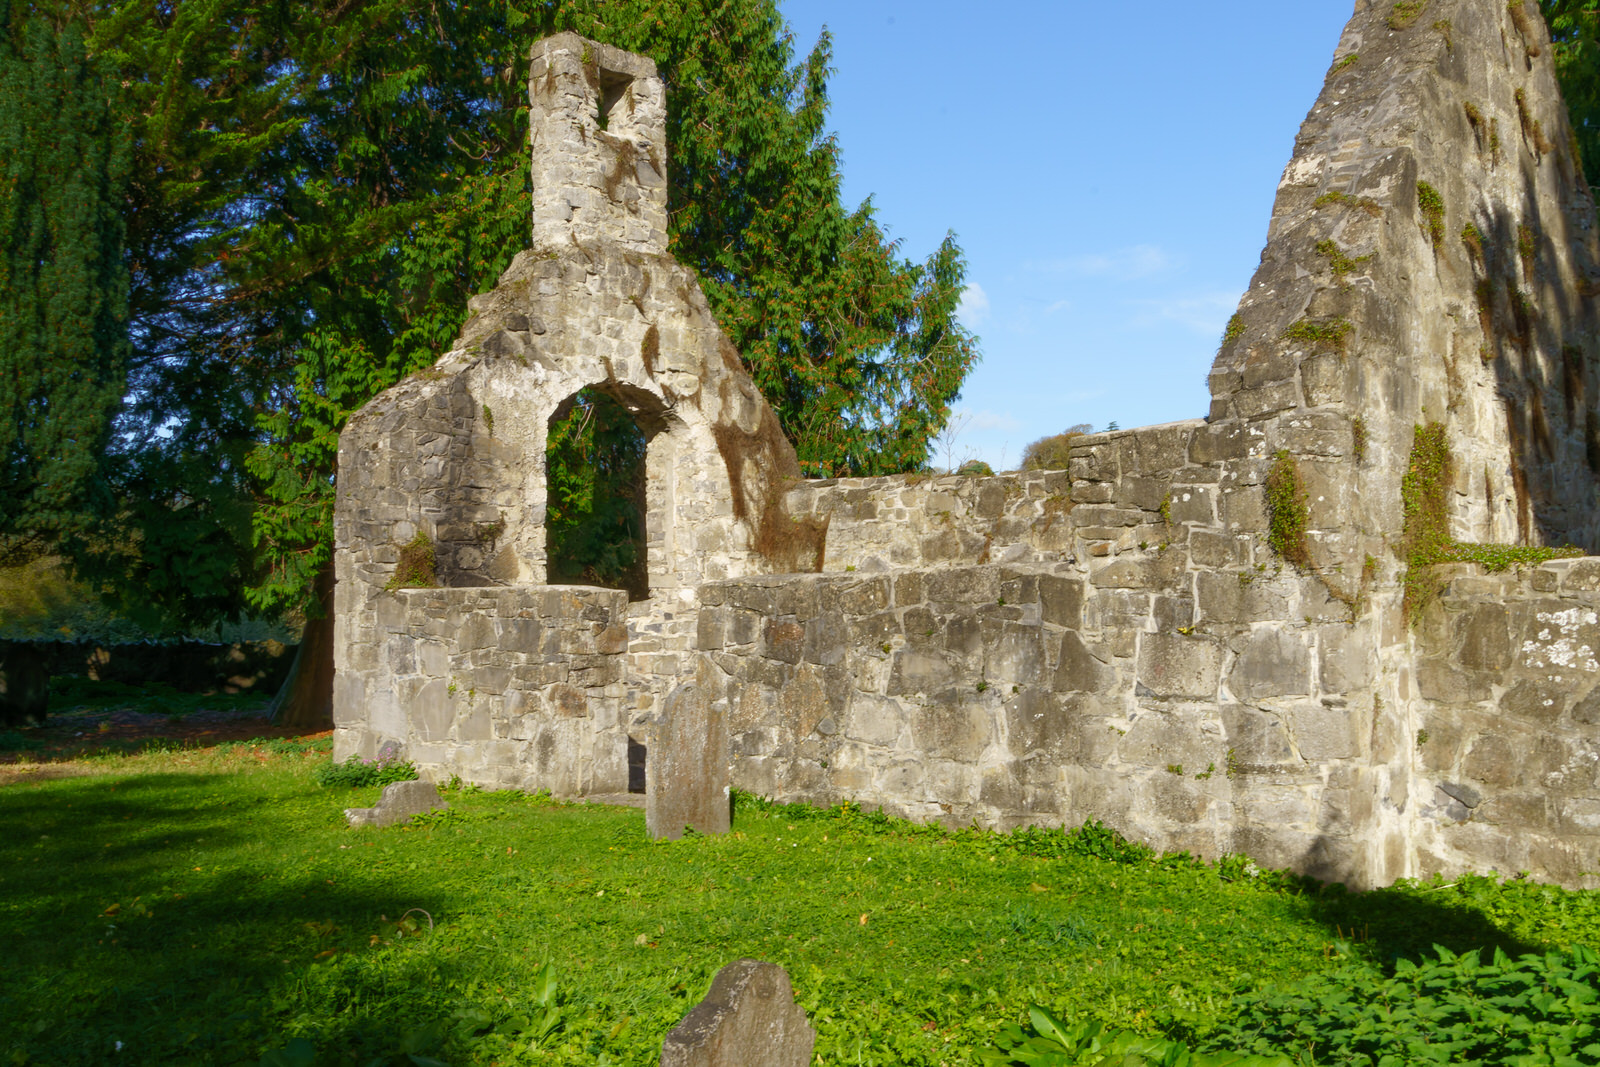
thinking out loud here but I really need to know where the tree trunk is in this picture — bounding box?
[268,559,335,731]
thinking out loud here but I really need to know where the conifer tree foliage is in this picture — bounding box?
[1546,0,1600,190]
[0,12,129,555]
[2,0,977,678]
[244,0,980,624]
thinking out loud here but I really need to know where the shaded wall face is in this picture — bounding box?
[1411,560,1600,886]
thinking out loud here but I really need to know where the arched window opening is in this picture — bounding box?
[545,386,649,599]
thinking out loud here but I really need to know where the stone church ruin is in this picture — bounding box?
[336,3,1600,888]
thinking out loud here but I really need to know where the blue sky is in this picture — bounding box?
[776,2,1355,470]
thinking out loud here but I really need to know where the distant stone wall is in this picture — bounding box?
[782,466,1074,573]
[334,585,630,794]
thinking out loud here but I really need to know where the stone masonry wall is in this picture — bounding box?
[333,6,1600,889]
[334,585,630,794]
[1411,559,1600,884]
[726,418,1395,885]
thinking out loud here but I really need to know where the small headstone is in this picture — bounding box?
[0,641,48,729]
[344,779,448,828]
[660,959,815,1067]
[646,683,729,840]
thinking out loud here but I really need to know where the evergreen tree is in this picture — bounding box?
[0,12,129,555]
[1545,0,1600,190]
[245,0,979,622]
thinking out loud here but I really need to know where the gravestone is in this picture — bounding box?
[660,959,815,1067]
[344,779,449,828]
[0,641,48,729]
[646,683,729,840]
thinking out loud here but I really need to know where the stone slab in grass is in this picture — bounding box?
[661,959,815,1067]
[646,683,729,840]
[344,779,447,828]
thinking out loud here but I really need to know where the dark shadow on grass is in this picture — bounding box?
[0,771,462,1065]
[1293,879,1544,966]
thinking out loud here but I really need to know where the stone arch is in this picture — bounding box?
[542,381,668,600]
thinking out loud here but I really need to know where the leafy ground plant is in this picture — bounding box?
[983,1006,1292,1066]
[312,750,419,789]
[1203,944,1600,1065]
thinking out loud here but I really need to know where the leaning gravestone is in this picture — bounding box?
[344,780,448,828]
[0,641,48,729]
[646,684,729,840]
[660,959,815,1067]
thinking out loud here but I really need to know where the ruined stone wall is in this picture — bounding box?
[333,585,630,793]
[1411,559,1600,884]
[333,33,812,768]
[331,6,1600,889]
[711,419,1390,884]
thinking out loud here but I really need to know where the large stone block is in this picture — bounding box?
[1053,631,1116,693]
[1227,628,1310,702]
[661,959,816,1067]
[1136,633,1223,700]
[647,684,730,839]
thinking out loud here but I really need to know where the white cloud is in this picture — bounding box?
[960,408,1022,433]
[1128,291,1241,336]
[1029,244,1174,281]
[956,283,990,328]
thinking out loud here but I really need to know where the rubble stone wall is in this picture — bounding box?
[334,585,631,794]
[333,5,1600,889]
[1411,559,1600,884]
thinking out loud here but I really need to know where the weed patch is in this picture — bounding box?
[1265,451,1312,567]
[387,531,438,590]
[1401,423,1579,622]
[1416,180,1446,250]
[1282,317,1352,354]
[1387,0,1429,30]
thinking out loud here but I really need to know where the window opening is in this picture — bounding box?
[545,385,649,599]
[597,69,632,130]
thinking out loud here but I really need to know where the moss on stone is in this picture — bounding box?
[387,531,438,591]
[1265,450,1311,568]
[1387,0,1428,30]
[1282,317,1353,353]
[1416,181,1446,250]
[1315,239,1371,285]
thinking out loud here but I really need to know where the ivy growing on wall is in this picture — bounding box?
[1265,450,1312,567]
[1401,422,1580,621]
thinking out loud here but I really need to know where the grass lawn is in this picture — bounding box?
[5,716,1600,1066]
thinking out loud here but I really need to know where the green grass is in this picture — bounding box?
[5,750,1600,1066]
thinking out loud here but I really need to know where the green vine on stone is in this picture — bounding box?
[1416,181,1446,251]
[1400,422,1580,622]
[1265,450,1312,568]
